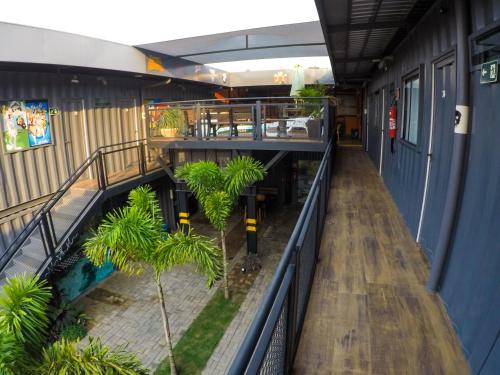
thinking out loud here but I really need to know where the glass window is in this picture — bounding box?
[402,75,420,145]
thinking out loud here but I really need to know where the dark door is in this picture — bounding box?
[419,56,456,260]
[61,100,88,177]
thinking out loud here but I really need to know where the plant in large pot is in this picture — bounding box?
[297,84,329,138]
[159,108,184,137]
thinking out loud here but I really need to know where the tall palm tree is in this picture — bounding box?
[84,186,223,375]
[175,156,266,299]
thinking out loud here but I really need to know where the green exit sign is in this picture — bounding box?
[480,60,498,84]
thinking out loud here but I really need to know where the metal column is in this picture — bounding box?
[246,185,258,255]
[176,181,190,234]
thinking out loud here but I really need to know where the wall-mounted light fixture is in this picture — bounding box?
[70,75,79,84]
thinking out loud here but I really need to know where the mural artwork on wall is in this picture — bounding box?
[1,100,52,152]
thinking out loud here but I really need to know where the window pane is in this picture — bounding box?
[408,77,419,144]
[404,80,412,140]
[402,75,419,144]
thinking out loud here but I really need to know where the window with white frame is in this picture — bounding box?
[402,75,420,145]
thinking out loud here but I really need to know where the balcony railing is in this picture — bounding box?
[147,97,331,144]
[228,138,334,374]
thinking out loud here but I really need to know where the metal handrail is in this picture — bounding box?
[0,139,151,272]
[148,96,330,106]
[228,138,333,374]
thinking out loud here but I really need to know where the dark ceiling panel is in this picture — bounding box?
[316,0,437,84]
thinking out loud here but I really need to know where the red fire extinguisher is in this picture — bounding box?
[389,101,397,153]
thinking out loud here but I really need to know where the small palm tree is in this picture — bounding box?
[84,185,223,375]
[175,156,266,299]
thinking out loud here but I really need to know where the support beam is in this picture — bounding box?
[334,56,380,64]
[264,151,289,171]
[327,21,405,33]
[176,181,190,234]
[157,156,177,183]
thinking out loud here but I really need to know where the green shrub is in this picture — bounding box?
[0,274,52,354]
[60,323,87,342]
[39,337,149,375]
[47,293,87,341]
[0,332,25,375]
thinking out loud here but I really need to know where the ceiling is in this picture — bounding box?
[136,22,329,64]
[315,0,436,84]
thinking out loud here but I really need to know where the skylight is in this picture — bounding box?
[207,56,332,72]
[0,0,319,45]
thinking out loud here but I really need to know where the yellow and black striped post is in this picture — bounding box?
[176,181,190,234]
[246,186,258,254]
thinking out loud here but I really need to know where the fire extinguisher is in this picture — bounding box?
[389,101,397,153]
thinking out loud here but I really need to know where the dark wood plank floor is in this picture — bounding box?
[294,148,469,375]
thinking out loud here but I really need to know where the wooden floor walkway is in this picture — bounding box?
[294,148,469,375]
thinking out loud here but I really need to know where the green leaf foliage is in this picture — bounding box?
[223,156,266,202]
[0,274,52,354]
[0,332,25,375]
[175,161,224,203]
[84,206,161,275]
[39,337,149,375]
[155,230,223,287]
[85,185,223,286]
[203,191,232,231]
[175,156,266,231]
[60,323,87,342]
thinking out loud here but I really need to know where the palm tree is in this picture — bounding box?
[84,185,223,375]
[175,156,266,299]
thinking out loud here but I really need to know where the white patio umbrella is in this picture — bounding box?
[290,64,305,97]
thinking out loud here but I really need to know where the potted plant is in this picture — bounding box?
[297,84,330,139]
[158,107,184,137]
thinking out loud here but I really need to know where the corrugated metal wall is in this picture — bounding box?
[365,1,500,374]
[366,1,457,238]
[439,2,500,374]
[0,70,213,253]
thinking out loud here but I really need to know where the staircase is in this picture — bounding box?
[0,140,165,285]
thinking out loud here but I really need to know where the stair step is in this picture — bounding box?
[13,254,42,274]
[3,261,33,279]
[21,241,47,261]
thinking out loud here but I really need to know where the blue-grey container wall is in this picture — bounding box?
[364,1,500,374]
[0,70,213,253]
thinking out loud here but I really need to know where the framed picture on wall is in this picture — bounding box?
[1,99,52,152]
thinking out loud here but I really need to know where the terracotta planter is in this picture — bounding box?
[160,128,178,137]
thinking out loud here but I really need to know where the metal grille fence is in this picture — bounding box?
[228,138,333,375]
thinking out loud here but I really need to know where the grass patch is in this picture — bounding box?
[154,288,247,375]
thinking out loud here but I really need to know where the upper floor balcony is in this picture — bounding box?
[146,97,332,152]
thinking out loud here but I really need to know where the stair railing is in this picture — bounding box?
[0,139,154,274]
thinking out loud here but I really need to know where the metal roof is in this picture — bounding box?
[315,0,436,84]
[136,22,329,64]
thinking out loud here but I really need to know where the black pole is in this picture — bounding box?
[176,181,190,234]
[427,0,470,292]
[246,186,257,255]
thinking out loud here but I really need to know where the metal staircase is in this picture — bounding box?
[0,140,165,285]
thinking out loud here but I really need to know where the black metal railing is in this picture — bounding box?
[228,138,333,375]
[147,97,331,143]
[0,139,162,276]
